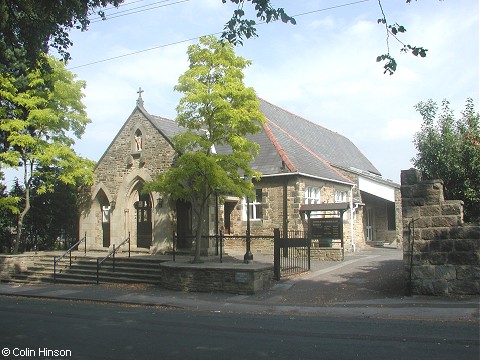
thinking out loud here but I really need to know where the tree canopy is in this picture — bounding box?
[144,35,264,262]
[0,54,94,252]
[412,98,480,223]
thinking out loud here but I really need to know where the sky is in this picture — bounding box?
[42,0,480,185]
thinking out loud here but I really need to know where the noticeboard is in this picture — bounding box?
[309,218,342,239]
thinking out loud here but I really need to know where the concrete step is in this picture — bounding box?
[6,254,168,285]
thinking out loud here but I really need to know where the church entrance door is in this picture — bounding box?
[176,200,192,250]
[136,193,152,248]
[102,205,111,247]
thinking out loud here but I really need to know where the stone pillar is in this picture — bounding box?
[401,168,479,296]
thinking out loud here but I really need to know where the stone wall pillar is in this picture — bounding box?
[401,169,480,296]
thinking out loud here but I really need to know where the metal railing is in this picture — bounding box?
[53,232,86,283]
[96,232,130,285]
[273,228,310,280]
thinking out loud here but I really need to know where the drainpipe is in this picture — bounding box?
[350,185,356,252]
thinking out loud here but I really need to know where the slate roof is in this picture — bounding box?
[258,98,381,176]
[144,98,382,185]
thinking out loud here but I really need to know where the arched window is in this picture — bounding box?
[134,129,143,151]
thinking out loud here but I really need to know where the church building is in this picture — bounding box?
[79,92,402,254]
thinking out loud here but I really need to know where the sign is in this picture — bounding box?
[235,272,251,284]
[309,218,341,239]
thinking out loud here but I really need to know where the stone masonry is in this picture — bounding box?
[401,169,480,296]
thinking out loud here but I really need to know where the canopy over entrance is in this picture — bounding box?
[299,202,350,219]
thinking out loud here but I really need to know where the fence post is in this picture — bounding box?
[53,257,56,284]
[84,232,87,256]
[128,232,131,258]
[307,233,311,271]
[173,231,176,262]
[69,249,72,268]
[96,258,99,285]
[273,228,280,281]
[219,230,223,263]
[112,244,116,272]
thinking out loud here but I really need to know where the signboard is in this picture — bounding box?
[235,272,251,284]
[309,218,342,239]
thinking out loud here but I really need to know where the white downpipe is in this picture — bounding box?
[350,185,356,252]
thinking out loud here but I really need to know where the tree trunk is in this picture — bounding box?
[13,187,30,254]
[12,161,31,254]
[192,191,209,263]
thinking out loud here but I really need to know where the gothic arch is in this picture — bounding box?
[130,123,147,153]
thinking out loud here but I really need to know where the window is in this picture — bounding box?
[304,186,320,204]
[134,129,143,151]
[335,190,347,203]
[242,188,263,221]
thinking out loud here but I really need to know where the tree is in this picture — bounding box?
[144,35,264,263]
[0,55,95,253]
[0,0,123,67]
[412,98,480,223]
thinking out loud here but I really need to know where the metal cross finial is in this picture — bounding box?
[136,87,144,107]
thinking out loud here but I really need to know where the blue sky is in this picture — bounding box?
[56,0,479,184]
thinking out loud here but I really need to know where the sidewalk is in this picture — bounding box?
[1,247,478,322]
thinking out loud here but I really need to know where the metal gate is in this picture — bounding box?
[273,228,310,280]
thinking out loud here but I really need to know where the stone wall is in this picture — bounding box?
[401,169,480,296]
[0,254,37,281]
[159,262,274,295]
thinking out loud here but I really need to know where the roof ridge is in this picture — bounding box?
[258,97,342,136]
[266,118,353,184]
[262,121,297,172]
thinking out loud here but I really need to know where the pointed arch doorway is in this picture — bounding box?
[136,192,152,248]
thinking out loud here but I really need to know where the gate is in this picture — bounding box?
[273,228,310,280]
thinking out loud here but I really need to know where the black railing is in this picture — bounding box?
[53,232,86,283]
[273,228,310,280]
[96,232,130,285]
[172,232,225,262]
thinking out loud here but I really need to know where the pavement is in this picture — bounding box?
[1,246,479,322]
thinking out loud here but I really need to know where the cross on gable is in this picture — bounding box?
[136,87,144,107]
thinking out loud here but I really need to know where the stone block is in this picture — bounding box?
[425,252,448,265]
[402,206,421,220]
[412,240,429,252]
[450,226,480,240]
[448,251,480,265]
[420,228,450,241]
[441,201,464,216]
[431,216,461,228]
[428,239,454,252]
[456,266,480,280]
[448,280,480,295]
[414,217,431,229]
[434,265,456,280]
[454,239,479,252]
[411,279,448,295]
[401,169,422,186]
[411,265,435,279]
[420,206,441,217]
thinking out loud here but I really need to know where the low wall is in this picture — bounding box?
[223,236,274,255]
[401,169,480,296]
[310,248,344,261]
[159,262,274,295]
[0,254,38,281]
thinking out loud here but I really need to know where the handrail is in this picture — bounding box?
[54,232,86,283]
[96,232,130,285]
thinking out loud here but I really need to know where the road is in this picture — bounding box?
[1,296,478,360]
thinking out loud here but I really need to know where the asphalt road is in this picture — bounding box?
[1,296,478,360]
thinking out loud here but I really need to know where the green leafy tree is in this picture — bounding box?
[0,0,123,67]
[412,98,480,223]
[0,55,94,253]
[144,36,264,263]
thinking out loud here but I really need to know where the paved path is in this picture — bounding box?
[1,247,478,322]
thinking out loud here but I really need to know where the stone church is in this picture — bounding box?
[79,92,402,254]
